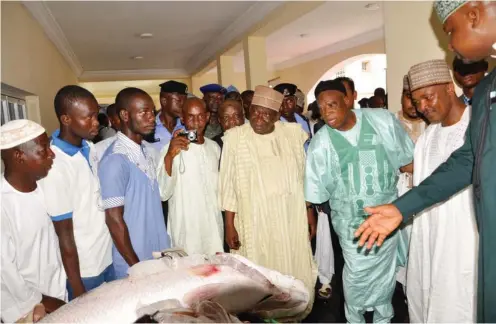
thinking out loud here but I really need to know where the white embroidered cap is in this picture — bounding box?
[0,119,45,150]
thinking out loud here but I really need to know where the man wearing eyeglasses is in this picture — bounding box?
[304,79,413,323]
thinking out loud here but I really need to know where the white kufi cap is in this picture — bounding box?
[0,119,45,150]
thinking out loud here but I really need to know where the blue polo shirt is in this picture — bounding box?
[38,130,112,278]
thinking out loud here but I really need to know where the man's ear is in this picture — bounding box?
[119,109,129,123]
[353,91,357,101]
[60,114,71,127]
[446,82,456,95]
[466,3,481,29]
[13,149,24,164]
[343,96,351,109]
[160,95,168,109]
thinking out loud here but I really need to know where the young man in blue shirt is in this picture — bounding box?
[98,87,170,279]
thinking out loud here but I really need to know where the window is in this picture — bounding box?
[362,61,370,72]
[1,95,27,125]
[335,69,345,78]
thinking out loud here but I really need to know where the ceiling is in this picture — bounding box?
[24,1,384,79]
[44,1,255,72]
[265,1,384,69]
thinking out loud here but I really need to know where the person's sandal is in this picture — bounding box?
[317,286,332,299]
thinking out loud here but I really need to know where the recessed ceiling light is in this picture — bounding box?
[365,3,380,10]
[139,33,153,39]
[132,56,144,60]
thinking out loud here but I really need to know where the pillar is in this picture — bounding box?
[216,55,237,88]
[383,1,458,113]
[243,36,268,90]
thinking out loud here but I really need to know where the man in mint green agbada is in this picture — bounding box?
[304,80,413,323]
[354,1,496,322]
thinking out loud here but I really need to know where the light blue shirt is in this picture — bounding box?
[280,113,311,151]
[98,133,170,279]
[151,113,184,152]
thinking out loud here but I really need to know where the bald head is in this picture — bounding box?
[183,97,207,114]
[219,99,244,131]
[182,97,210,133]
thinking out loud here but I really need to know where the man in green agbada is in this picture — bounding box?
[304,80,413,323]
[355,1,496,322]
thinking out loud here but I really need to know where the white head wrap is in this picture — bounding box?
[0,119,45,150]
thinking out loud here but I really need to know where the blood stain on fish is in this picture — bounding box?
[189,265,220,277]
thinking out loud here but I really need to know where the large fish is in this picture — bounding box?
[40,253,311,323]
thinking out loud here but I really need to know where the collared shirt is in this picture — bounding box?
[460,94,471,106]
[280,113,311,151]
[204,122,223,139]
[98,132,170,279]
[1,177,67,322]
[95,134,159,166]
[38,130,112,278]
[151,113,184,152]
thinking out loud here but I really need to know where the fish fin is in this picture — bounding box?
[136,299,183,318]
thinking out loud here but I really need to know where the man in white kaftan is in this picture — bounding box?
[219,86,316,318]
[395,75,427,287]
[406,59,478,322]
[1,120,67,322]
[156,98,224,256]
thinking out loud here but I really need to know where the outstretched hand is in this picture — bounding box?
[354,204,403,249]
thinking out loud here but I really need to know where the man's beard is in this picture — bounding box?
[142,128,158,143]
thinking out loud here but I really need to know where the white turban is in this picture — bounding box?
[0,119,45,150]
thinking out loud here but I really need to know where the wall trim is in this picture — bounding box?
[23,1,84,77]
[187,1,284,75]
[274,28,385,71]
[79,69,190,82]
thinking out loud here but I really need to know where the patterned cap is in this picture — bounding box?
[403,75,410,91]
[0,119,45,150]
[251,86,284,112]
[408,59,453,92]
[434,0,467,23]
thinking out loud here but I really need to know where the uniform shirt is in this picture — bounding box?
[1,177,67,322]
[38,130,112,278]
[151,113,184,152]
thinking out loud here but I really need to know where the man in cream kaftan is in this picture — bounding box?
[157,139,224,256]
[219,122,316,293]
